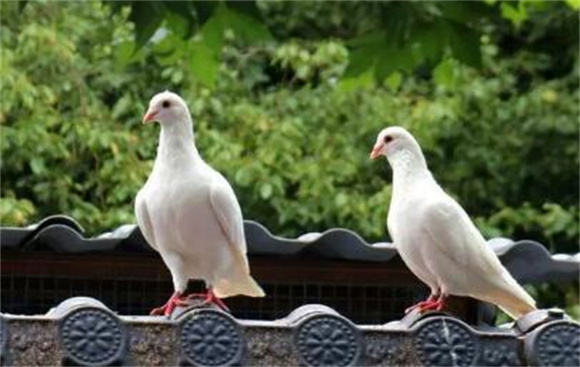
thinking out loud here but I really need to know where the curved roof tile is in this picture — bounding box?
[1,215,578,283]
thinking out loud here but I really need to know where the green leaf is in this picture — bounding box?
[338,69,374,92]
[344,44,379,79]
[163,0,195,32]
[225,0,262,19]
[30,157,45,174]
[439,1,494,23]
[412,21,447,64]
[259,183,273,199]
[448,23,482,68]
[346,31,385,48]
[18,0,29,12]
[565,0,580,10]
[375,43,415,79]
[226,6,273,42]
[234,167,252,187]
[189,41,219,88]
[164,11,190,39]
[500,2,528,28]
[433,58,457,88]
[191,1,219,24]
[112,95,132,119]
[129,1,165,47]
[200,4,227,51]
[385,72,402,91]
[114,41,136,67]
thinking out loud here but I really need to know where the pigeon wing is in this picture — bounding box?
[135,190,157,251]
[419,195,536,317]
[209,176,249,268]
[420,197,502,276]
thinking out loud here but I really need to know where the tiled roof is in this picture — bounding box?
[1,298,578,366]
[1,215,578,284]
[2,217,579,365]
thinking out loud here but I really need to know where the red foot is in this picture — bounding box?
[418,299,444,312]
[405,295,446,314]
[150,291,191,316]
[405,295,436,314]
[435,298,446,311]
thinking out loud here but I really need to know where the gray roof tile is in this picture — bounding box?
[1,215,578,283]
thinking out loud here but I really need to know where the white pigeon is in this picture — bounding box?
[136,91,264,316]
[370,126,536,319]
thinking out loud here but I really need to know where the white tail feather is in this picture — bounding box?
[213,275,265,298]
[482,280,536,319]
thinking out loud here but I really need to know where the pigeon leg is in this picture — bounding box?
[405,294,438,314]
[150,291,188,316]
[202,288,230,312]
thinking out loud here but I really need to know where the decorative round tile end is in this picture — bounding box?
[294,314,361,367]
[60,307,125,366]
[414,316,478,367]
[180,309,244,366]
[527,321,580,367]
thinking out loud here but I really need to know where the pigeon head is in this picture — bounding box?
[370,126,426,169]
[143,91,191,125]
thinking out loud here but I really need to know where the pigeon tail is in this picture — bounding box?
[213,275,265,298]
[483,282,537,319]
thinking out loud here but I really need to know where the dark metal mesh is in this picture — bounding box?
[1,273,427,323]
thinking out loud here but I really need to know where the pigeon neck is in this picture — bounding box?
[388,148,430,186]
[157,118,200,161]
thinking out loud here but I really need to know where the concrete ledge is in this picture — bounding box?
[1,298,578,366]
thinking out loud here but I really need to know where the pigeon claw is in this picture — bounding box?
[150,291,188,317]
[405,300,431,314]
[202,289,230,312]
[405,294,445,314]
[417,299,443,313]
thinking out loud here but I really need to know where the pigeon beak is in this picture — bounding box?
[142,110,158,124]
[370,144,383,160]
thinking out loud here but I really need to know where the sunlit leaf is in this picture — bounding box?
[189,41,219,88]
[500,2,528,28]
[114,40,136,67]
[433,58,457,88]
[259,183,273,199]
[200,4,227,51]
[385,71,402,91]
[565,0,580,10]
[338,69,374,92]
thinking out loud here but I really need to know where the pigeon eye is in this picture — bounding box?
[162,100,171,108]
[384,135,394,144]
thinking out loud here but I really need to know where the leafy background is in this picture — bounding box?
[1,1,578,319]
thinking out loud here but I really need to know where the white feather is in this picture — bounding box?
[135,91,264,299]
[379,126,535,319]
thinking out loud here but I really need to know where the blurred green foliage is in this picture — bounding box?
[0,1,578,312]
